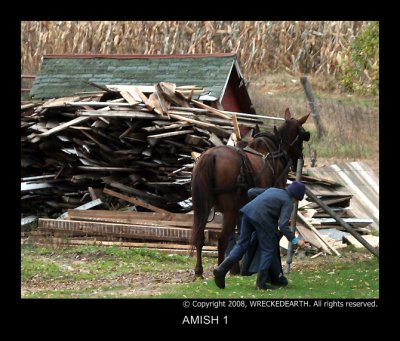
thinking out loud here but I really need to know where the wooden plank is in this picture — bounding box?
[310,217,374,227]
[106,84,155,94]
[191,99,231,120]
[37,116,91,137]
[67,209,222,229]
[295,224,325,250]
[169,106,284,122]
[147,129,194,146]
[88,187,98,200]
[77,166,138,172]
[78,111,166,120]
[158,82,191,108]
[120,90,140,106]
[38,218,209,243]
[168,113,231,138]
[297,212,339,256]
[38,218,209,244]
[343,235,379,249]
[132,86,155,111]
[208,133,224,146]
[65,101,132,107]
[57,198,103,220]
[21,216,37,226]
[304,183,351,197]
[21,182,54,191]
[306,196,353,209]
[148,92,164,116]
[42,96,81,108]
[105,181,166,202]
[154,83,172,115]
[103,188,170,214]
[185,134,206,146]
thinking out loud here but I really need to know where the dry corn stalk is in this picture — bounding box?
[21,21,368,79]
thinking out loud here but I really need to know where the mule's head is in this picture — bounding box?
[274,108,311,171]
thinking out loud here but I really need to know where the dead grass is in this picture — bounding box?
[248,73,379,161]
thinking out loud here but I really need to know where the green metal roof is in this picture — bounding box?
[30,54,237,100]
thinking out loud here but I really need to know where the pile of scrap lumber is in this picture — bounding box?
[21,82,268,219]
[286,173,378,256]
[21,81,378,257]
[23,172,378,257]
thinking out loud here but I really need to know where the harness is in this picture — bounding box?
[212,133,291,195]
[247,132,290,187]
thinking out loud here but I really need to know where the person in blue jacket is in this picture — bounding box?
[213,181,306,290]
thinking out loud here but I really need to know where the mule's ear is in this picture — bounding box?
[298,112,311,125]
[284,108,291,120]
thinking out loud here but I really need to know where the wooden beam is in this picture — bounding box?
[38,116,91,137]
[103,188,170,214]
[147,129,194,146]
[297,212,337,255]
[191,99,231,120]
[67,209,222,230]
[38,218,208,243]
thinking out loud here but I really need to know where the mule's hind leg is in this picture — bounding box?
[194,236,205,280]
[218,212,241,275]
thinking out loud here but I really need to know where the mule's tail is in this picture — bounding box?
[190,153,216,250]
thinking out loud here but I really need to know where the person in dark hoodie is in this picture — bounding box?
[213,181,306,290]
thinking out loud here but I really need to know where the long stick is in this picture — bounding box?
[285,158,304,274]
[305,187,379,258]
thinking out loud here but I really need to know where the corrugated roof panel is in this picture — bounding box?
[307,161,379,231]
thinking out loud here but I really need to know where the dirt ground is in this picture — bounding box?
[20,247,213,298]
[21,244,374,298]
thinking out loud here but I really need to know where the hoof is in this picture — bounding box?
[193,274,204,281]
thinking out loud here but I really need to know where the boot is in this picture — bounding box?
[274,273,288,287]
[213,257,236,289]
[256,270,277,290]
[270,272,288,287]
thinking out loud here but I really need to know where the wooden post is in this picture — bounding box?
[305,187,379,258]
[300,76,325,139]
[285,158,304,274]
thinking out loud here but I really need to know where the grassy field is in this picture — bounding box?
[248,73,379,161]
[21,244,378,299]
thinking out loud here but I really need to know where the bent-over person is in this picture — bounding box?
[213,181,306,290]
